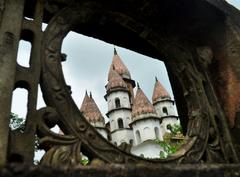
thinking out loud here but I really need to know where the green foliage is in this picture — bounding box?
[10,113,40,163]
[155,124,184,159]
[10,112,90,166]
[166,123,182,135]
[80,153,89,166]
[159,151,166,159]
[155,139,178,158]
[80,158,89,166]
[9,113,25,131]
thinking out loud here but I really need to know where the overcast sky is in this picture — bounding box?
[61,32,172,117]
[12,32,172,121]
[11,0,240,120]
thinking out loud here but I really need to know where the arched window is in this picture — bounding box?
[115,98,121,108]
[163,107,168,115]
[143,127,151,139]
[136,130,141,144]
[129,139,134,145]
[154,127,160,139]
[117,118,124,128]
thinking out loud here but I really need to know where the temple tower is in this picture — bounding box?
[105,64,134,146]
[130,84,163,158]
[130,84,163,144]
[152,77,179,135]
[80,91,108,139]
[109,48,136,104]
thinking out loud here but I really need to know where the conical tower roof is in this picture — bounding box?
[132,84,157,119]
[80,92,105,123]
[152,77,171,104]
[108,48,131,80]
[107,68,127,91]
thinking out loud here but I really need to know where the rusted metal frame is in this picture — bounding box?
[161,45,210,162]
[9,0,45,163]
[0,0,25,167]
[204,69,239,163]
[39,8,148,164]
[0,0,238,168]
[37,3,213,165]
[39,4,158,165]
[197,45,240,162]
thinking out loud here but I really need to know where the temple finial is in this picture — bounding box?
[155,76,158,82]
[90,92,92,99]
[85,90,88,96]
[137,82,140,88]
[114,46,117,55]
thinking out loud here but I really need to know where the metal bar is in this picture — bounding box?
[0,0,25,167]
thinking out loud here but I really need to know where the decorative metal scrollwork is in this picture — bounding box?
[36,2,224,166]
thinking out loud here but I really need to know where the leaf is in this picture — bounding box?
[80,158,89,166]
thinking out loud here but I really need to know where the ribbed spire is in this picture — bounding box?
[108,48,131,79]
[80,91,90,112]
[137,82,140,88]
[132,86,157,119]
[114,47,117,55]
[80,92,104,123]
[152,77,171,104]
[107,68,127,91]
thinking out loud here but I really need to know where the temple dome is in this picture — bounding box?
[108,48,131,80]
[80,92,105,124]
[107,68,128,91]
[132,84,157,120]
[152,77,171,104]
